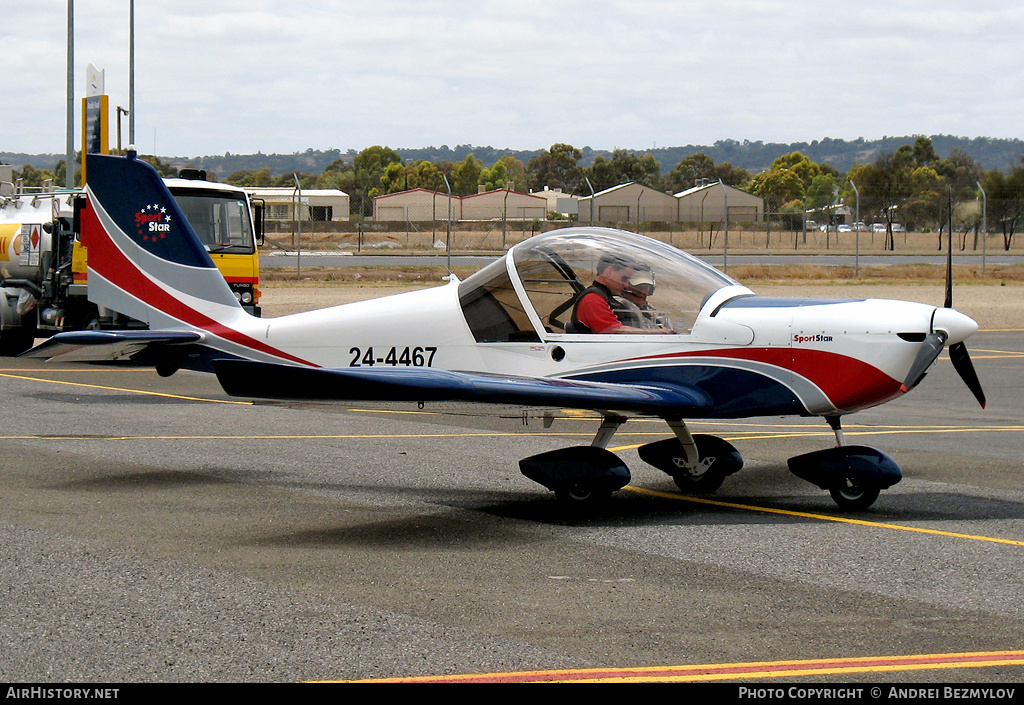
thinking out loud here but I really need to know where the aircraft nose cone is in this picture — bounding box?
[932,307,978,344]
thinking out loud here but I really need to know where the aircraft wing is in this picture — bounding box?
[212,359,713,415]
[21,330,204,363]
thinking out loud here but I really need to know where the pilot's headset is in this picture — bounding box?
[626,264,656,297]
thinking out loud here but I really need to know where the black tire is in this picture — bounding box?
[0,326,35,356]
[663,435,741,495]
[673,469,726,495]
[554,481,611,505]
[829,476,881,511]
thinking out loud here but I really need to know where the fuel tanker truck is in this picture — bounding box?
[0,169,263,355]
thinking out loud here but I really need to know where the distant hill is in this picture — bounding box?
[5,135,1022,178]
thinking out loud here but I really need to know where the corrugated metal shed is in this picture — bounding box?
[675,183,763,223]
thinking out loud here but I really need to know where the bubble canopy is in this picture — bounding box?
[457,227,739,342]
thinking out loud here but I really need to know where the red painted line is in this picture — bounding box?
[335,649,1024,683]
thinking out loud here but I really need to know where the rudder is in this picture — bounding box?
[82,151,242,328]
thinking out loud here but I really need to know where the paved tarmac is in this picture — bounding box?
[0,331,1022,683]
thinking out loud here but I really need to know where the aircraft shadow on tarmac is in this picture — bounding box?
[50,465,1024,537]
[24,392,204,406]
[57,468,244,489]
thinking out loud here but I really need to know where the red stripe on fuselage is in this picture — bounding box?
[631,347,903,412]
[80,196,313,367]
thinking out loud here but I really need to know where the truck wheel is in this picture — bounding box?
[0,326,35,356]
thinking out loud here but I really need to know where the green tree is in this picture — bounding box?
[911,136,938,167]
[805,173,838,211]
[377,159,446,193]
[668,153,751,193]
[584,149,662,192]
[350,146,403,216]
[315,158,356,194]
[139,154,179,178]
[16,163,57,188]
[902,166,944,234]
[982,163,1024,251]
[478,160,509,192]
[274,172,318,189]
[669,153,718,191]
[934,148,982,200]
[714,162,752,188]
[527,143,583,193]
[408,160,445,191]
[494,155,527,192]
[452,154,483,196]
[353,145,402,181]
[748,168,804,213]
[226,167,273,187]
[847,151,915,250]
[769,152,821,191]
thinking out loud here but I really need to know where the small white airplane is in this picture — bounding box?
[28,152,986,510]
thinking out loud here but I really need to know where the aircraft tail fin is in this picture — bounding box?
[81,151,243,330]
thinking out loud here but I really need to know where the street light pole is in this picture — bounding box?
[849,179,860,276]
[66,0,75,188]
[129,0,135,146]
[443,174,452,277]
[720,180,728,274]
[977,180,987,275]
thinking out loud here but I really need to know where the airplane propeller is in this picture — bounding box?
[901,197,985,408]
[900,325,946,394]
[948,339,985,407]
[933,194,987,408]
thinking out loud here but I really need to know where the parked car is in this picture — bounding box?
[837,224,853,233]
[871,223,887,232]
[853,222,869,231]
[892,223,906,232]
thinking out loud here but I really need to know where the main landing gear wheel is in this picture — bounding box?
[829,476,881,511]
[638,434,743,496]
[519,445,630,508]
[672,468,727,495]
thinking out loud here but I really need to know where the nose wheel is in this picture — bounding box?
[829,476,882,511]
[788,418,901,511]
[554,480,612,505]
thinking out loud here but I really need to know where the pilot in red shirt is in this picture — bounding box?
[571,254,673,334]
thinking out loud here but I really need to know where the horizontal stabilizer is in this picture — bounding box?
[213,359,713,414]
[22,330,204,363]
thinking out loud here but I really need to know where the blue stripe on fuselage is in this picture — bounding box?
[568,364,806,418]
[717,296,864,311]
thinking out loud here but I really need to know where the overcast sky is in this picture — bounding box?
[4,1,1023,158]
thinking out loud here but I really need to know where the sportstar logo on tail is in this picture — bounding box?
[135,204,172,241]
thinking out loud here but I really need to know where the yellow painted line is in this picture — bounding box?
[2,430,598,440]
[623,486,1024,547]
[333,649,1024,682]
[970,348,1024,358]
[609,425,1024,451]
[21,427,1020,444]
[0,367,153,373]
[0,372,250,405]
